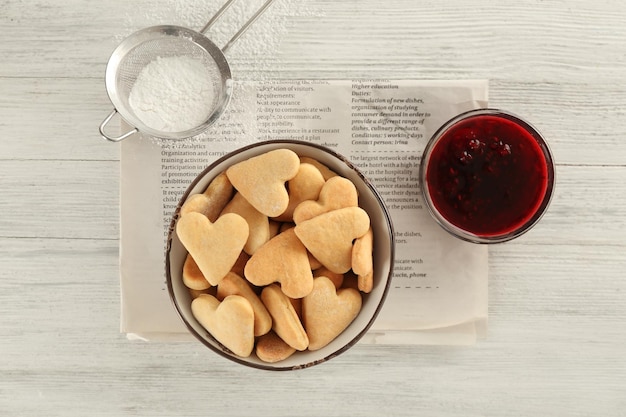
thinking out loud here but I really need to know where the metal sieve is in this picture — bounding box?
[99,0,276,142]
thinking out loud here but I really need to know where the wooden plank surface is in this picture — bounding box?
[1,0,625,416]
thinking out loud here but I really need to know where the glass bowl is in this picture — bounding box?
[420,109,555,244]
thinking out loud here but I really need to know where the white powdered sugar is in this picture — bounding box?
[128,55,216,132]
[117,0,325,142]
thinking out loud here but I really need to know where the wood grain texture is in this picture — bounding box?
[0,78,119,161]
[1,0,625,415]
[0,160,119,239]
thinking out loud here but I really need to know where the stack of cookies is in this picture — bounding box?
[175,148,375,363]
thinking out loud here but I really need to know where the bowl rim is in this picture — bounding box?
[165,139,395,370]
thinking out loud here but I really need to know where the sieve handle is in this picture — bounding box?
[200,0,277,54]
[99,109,138,142]
[199,0,236,35]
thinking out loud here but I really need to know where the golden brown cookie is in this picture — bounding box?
[244,228,314,299]
[274,163,325,222]
[226,149,300,217]
[352,227,374,293]
[307,252,322,270]
[303,277,362,351]
[220,192,270,255]
[294,207,370,274]
[176,212,249,286]
[313,266,344,289]
[255,331,297,363]
[191,294,255,357]
[180,172,234,222]
[261,284,309,351]
[188,287,216,300]
[299,156,337,180]
[217,272,272,337]
[292,176,359,224]
[357,269,374,294]
[182,253,211,290]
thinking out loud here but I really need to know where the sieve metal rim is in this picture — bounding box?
[102,25,233,141]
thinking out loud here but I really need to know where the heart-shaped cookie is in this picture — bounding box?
[176,212,249,286]
[292,176,358,224]
[226,149,300,217]
[244,228,314,299]
[302,277,362,351]
[220,192,270,255]
[261,284,309,351]
[180,172,234,222]
[217,272,272,337]
[255,331,297,363]
[294,207,370,274]
[313,266,344,289]
[299,156,337,180]
[274,163,325,222]
[191,294,255,357]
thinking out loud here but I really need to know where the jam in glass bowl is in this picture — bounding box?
[419,109,555,243]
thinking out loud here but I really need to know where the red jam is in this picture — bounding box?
[425,114,550,237]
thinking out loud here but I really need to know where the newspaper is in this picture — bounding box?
[120,79,489,345]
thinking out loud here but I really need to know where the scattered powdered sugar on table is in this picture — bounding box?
[128,55,218,133]
[117,0,324,80]
[117,0,325,143]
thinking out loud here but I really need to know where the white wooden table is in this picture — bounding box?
[2,0,625,415]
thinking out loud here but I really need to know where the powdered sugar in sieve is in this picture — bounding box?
[128,55,220,133]
[99,0,276,142]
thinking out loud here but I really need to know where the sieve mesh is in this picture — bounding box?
[103,25,232,140]
[115,36,225,128]
[101,0,276,141]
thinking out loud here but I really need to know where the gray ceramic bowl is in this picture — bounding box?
[165,140,395,370]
